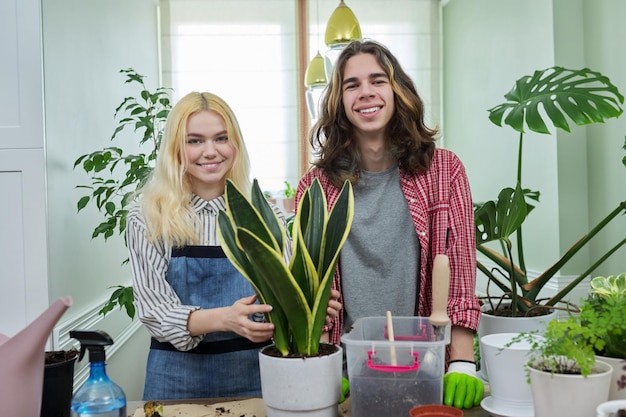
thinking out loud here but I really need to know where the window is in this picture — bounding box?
[161,0,441,195]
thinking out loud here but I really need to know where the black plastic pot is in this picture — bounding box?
[41,350,78,417]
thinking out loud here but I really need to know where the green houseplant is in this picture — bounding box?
[74,68,172,318]
[583,273,626,359]
[474,66,626,317]
[217,177,353,417]
[508,317,614,417]
[582,273,626,400]
[217,177,354,356]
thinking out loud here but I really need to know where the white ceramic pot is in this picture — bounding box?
[596,399,626,417]
[479,332,535,416]
[259,344,342,417]
[478,304,556,381]
[596,355,626,400]
[529,359,613,417]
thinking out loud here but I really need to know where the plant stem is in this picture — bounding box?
[516,131,528,276]
[526,201,626,301]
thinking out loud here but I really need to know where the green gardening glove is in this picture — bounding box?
[443,361,484,409]
[339,377,350,403]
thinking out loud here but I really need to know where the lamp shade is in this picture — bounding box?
[324,0,362,47]
[323,1,361,81]
[304,51,327,87]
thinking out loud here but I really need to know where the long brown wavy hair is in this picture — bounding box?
[310,39,438,187]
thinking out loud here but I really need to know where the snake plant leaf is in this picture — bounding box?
[216,211,291,353]
[236,228,313,354]
[250,179,285,253]
[320,180,354,276]
[488,67,624,134]
[289,224,319,309]
[291,186,320,303]
[300,180,327,270]
[224,180,280,252]
[309,181,354,348]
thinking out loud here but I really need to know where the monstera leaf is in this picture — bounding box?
[488,67,624,134]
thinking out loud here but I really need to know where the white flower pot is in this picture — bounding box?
[596,355,626,400]
[529,359,613,417]
[479,332,535,416]
[259,344,342,417]
[478,304,556,381]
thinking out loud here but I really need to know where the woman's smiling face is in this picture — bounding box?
[184,109,235,200]
[341,52,395,141]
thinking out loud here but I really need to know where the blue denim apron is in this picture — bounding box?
[142,246,269,400]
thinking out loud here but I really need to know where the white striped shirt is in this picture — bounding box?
[127,194,291,351]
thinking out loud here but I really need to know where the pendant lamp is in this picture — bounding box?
[304,0,362,121]
[323,0,362,80]
[304,51,327,120]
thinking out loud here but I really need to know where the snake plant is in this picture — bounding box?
[217,178,354,356]
[475,66,626,316]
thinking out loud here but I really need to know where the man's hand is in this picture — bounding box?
[443,361,484,409]
[326,289,342,324]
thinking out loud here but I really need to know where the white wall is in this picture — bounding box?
[41,0,161,400]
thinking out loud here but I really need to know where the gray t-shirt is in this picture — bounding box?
[340,166,420,333]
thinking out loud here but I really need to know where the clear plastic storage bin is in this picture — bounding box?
[341,316,451,417]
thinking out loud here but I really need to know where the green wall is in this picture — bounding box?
[443,0,626,299]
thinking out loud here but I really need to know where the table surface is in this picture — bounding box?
[127,397,490,417]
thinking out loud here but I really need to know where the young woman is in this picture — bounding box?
[127,92,341,400]
[297,40,484,409]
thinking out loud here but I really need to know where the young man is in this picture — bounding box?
[297,40,483,409]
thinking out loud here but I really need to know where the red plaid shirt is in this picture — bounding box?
[297,148,481,344]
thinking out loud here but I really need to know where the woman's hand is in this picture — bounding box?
[225,295,274,343]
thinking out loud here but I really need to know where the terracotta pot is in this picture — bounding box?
[409,404,463,417]
[282,197,295,213]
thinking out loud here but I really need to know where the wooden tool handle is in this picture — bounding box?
[386,310,397,366]
[429,254,451,327]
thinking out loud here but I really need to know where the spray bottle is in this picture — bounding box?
[69,330,126,417]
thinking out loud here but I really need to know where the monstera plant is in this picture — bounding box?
[217,178,354,356]
[474,66,626,317]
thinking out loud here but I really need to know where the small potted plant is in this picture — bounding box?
[580,273,626,400]
[281,180,296,213]
[509,317,614,417]
[42,349,79,417]
[217,177,354,417]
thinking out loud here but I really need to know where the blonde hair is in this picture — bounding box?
[138,92,251,246]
